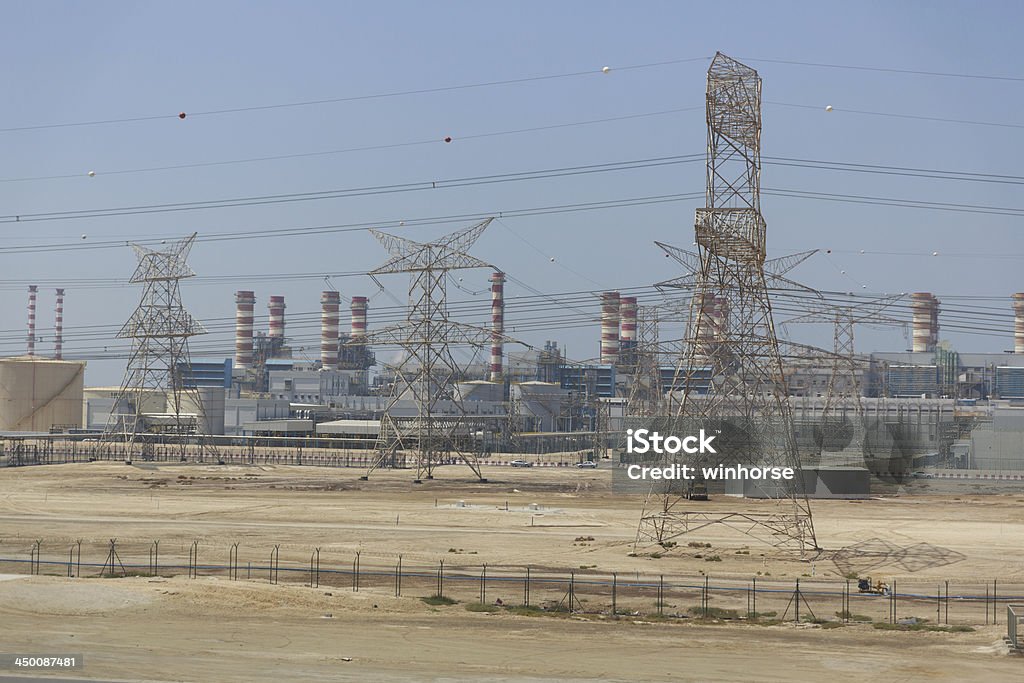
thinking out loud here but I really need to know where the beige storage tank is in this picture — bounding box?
[0,356,86,431]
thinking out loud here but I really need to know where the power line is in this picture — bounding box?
[0,57,710,134]
[743,56,1024,83]
[0,107,703,184]
[767,101,1024,130]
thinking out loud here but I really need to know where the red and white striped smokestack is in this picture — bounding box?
[620,296,637,346]
[490,271,505,382]
[234,290,255,369]
[911,292,939,353]
[27,285,37,357]
[268,295,286,339]
[321,291,340,370]
[693,291,716,360]
[1014,293,1024,354]
[350,296,368,340]
[600,291,621,365]
[54,288,64,360]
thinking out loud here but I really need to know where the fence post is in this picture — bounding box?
[524,567,530,606]
[437,559,444,598]
[395,555,402,597]
[480,564,487,604]
[994,579,998,625]
[944,580,949,624]
[658,575,664,616]
[354,551,361,592]
[753,577,757,619]
[702,575,709,618]
[612,572,617,617]
[986,583,990,625]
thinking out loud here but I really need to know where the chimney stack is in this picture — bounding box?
[350,296,368,341]
[619,296,638,350]
[54,288,64,360]
[600,291,621,365]
[320,291,340,370]
[268,295,286,339]
[911,292,939,353]
[234,290,256,369]
[27,285,37,357]
[490,272,505,382]
[1014,293,1024,354]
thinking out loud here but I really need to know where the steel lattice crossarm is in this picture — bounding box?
[369,218,492,274]
[655,242,819,294]
[128,235,198,282]
[355,319,519,349]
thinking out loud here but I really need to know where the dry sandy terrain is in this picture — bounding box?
[0,462,1021,682]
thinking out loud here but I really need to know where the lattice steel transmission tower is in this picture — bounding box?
[359,218,514,482]
[783,296,905,463]
[635,53,817,553]
[626,305,664,418]
[103,233,215,460]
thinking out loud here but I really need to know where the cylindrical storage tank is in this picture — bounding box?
[620,296,638,346]
[180,386,226,436]
[234,290,256,369]
[27,285,38,357]
[490,271,505,382]
[54,288,65,360]
[268,295,286,339]
[1015,293,1024,354]
[600,291,621,365]
[0,357,85,431]
[321,291,341,370]
[350,296,368,340]
[911,292,938,353]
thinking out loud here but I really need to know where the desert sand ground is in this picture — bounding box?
[0,462,1021,682]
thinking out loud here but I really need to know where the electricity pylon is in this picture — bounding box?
[782,295,905,464]
[358,218,518,482]
[635,53,817,554]
[103,233,216,461]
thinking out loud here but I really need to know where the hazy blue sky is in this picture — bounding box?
[1,1,1021,384]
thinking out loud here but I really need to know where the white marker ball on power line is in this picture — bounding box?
[932,251,939,256]
[862,284,867,289]
[81,234,87,240]
[841,270,846,274]
[87,170,96,177]
[549,257,555,262]
[601,66,610,73]
[825,105,833,112]
[399,220,405,226]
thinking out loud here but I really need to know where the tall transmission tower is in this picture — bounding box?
[103,233,215,460]
[783,295,905,462]
[626,305,664,418]
[359,218,515,482]
[636,53,817,553]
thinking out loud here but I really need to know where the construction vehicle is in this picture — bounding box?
[857,577,891,595]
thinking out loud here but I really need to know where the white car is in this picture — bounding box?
[510,460,533,468]
[575,461,597,469]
